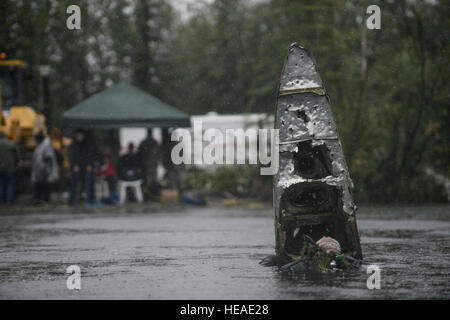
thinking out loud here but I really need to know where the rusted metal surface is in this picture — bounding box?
[274,43,363,260]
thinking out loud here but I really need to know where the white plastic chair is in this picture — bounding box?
[118,179,143,204]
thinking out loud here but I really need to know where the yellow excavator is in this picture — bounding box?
[0,52,69,190]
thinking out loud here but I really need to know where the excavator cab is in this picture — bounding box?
[0,54,27,112]
[0,53,47,152]
[0,53,51,193]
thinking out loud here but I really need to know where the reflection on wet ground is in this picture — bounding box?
[0,205,449,299]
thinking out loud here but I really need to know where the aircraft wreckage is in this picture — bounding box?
[262,43,363,271]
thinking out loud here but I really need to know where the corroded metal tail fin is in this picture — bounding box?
[274,43,363,260]
[279,43,325,96]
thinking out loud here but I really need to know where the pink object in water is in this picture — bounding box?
[316,237,341,253]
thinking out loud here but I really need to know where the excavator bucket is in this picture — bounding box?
[273,43,362,260]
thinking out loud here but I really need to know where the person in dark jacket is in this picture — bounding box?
[118,143,141,181]
[138,129,160,194]
[0,131,19,204]
[68,129,98,205]
[162,128,182,196]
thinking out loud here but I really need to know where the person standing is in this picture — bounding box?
[0,131,19,204]
[68,129,98,205]
[95,145,119,204]
[161,128,182,197]
[138,129,160,194]
[31,131,59,203]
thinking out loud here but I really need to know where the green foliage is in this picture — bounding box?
[296,240,333,273]
[290,238,354,273]
[182,165,272,199]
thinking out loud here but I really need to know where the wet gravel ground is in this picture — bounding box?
[0,205,449,299]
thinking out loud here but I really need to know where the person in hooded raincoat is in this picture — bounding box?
[31,131,59,203]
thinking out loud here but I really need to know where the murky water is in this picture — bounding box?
[0,205,448,299]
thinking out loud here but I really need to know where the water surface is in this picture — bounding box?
[0,205,448,299]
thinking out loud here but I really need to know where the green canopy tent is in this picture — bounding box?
[61,82,190,129]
